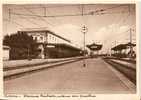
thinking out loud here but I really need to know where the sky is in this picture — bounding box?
[2,4,136,53]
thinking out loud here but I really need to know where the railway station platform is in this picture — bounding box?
[4,58,136,94]
[3,56,84,80]
[3,57,83,68]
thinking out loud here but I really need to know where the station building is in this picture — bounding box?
[18,29,82,59]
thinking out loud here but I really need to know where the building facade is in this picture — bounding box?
[18,29,82,59]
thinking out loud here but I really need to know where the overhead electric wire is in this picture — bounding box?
[23,6,54,27]
[109,27,136,46]
[6,4,82,10]
[4,18,25,28]
[116,5,135,27]
[106,28,131,42]
[11,11,129,18]
[11,12,87,17]
[15,14,42,28]
[10,4,130,18]
[38,5,76,42]
[23,5,74,43]
[4,4,135,47]
[105,5,135,45]
[99,5,127,11]
[119,11,130,25]
[11,6,50,28]
[80,4,87,25]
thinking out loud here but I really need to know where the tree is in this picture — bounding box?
[3,32,38,60]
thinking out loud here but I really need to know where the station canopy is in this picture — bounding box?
[111,42,136,51]
[86,43,102,51]
[125,42,136,47]
[45,43,82,51]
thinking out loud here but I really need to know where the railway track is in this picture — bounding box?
[103,58,136,85]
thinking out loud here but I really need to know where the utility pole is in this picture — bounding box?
[129,28,133,58]
[81,25,88,67]
[114,41,117,55]
[128,5,133,58]
[81,4,88,67]
[44,7,46,17]
[81,4,84,16]
[8,9,11,21]
[130,28,132,44]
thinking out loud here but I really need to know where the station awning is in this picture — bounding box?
[46,43,82,51]
[86,43,102,51]
[125,42,136,47]
[111,42,136,51]
[111,44,126,51]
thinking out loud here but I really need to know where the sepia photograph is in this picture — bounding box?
[2,4,136,94]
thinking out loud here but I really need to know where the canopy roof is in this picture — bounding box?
[125,42,136,47]
[111,42,136,51]
[37,43,82,51]
[86,43,102,51]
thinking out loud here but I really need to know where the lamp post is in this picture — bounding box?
[81,25,88,67]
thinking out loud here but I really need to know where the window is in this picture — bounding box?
[35,37,38,41]
[40,36,43,41]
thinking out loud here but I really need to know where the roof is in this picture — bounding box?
[46,43,82,51]
[125,42,136,47]
[111,44,127,51]
[18,29,71,43]
[111,42,136,51]
[86,43,102,51]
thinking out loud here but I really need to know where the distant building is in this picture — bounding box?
[18,29,82,59]
[3,45,10,60]
[111,42,136,58]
